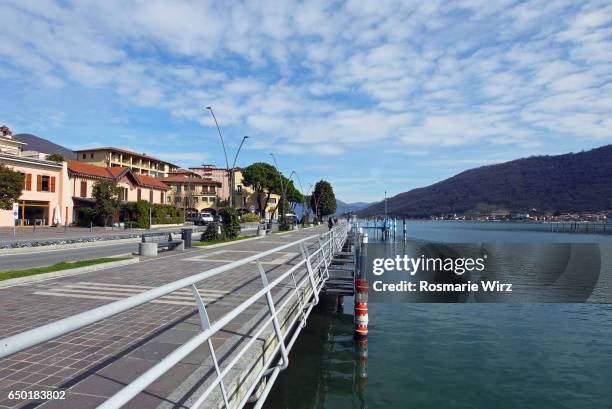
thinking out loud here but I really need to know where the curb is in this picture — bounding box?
[0,257,140,288]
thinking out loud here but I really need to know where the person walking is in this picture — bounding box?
[328,216,334,231]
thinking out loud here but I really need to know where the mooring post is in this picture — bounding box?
[403,219,407,241]
[354,233,368,338]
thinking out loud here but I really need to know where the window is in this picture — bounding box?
[80,181,87,197]
[161,192,164,204]
[269,198,277,204]
[149,190,153,203]
[118,187,128,201]
[90,153,94,159]
[37,175,55,192]
[82,153,86,159]
[137,189,142,201]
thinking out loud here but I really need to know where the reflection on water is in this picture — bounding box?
[265,303,612,409]
[264,222,612,409]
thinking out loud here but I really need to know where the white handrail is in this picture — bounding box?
[0,223,350,409]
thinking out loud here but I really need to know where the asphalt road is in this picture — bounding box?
[0,241,139,271]
[0,230,259,271]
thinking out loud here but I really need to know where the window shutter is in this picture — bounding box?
[26,174,32,190]
[50,177,56,193]
[80,181,87,197]
[37,175,42,191]
[149,190,153,203]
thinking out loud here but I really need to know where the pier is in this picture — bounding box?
[550,222,610,234]
[0,224,350,409]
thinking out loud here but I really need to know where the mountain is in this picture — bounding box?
[335,200,371,215]
[13,133,76,159]
[358,145,612,218]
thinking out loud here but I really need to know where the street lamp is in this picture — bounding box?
[205,106,230,206]
[292,171,306,221]
[230,136,249,210]
[205,107,251,208]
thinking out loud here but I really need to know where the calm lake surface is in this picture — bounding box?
[264,221,612,409]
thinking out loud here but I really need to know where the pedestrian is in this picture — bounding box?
[328,216,334,231]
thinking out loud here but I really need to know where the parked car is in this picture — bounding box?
[195,212,214,225]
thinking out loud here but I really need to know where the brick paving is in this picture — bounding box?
[0,226,333,408]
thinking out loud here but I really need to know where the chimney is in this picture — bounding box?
[0,126,12,139]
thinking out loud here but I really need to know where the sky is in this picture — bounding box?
[1,0,611,203]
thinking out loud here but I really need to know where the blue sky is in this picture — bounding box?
[1,0,611,203]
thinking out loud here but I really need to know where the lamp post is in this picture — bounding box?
[269,154,284,222]
[230,136,249,211]
[292,172,306,222]
[205,106,231,206]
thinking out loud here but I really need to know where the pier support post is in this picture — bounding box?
[354,233,369,338]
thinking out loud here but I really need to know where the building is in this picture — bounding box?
[67,161,170,223]
[233,168,280,220]
[0,127,71,227]
[189,164,230,201]
[161,173,222,216]
[75,147,179,178]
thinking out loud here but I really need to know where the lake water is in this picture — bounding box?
[264,221,612,409]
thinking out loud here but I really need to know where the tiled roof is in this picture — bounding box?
[67,160,112,178]
[136,173,171,189]
[73,146,178,167]
[68,161,170,190]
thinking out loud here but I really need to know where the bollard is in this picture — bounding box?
[403,219,407,242]
[354,233,369,338]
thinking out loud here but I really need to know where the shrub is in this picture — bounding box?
[121,202,184,228]
[76,207,96,227]
[219,207,240,239]
[200,221,223,241]
[241,212,260,222]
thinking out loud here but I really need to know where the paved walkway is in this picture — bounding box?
[0,226,330,409]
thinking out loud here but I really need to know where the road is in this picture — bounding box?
[0,231,258,272]
[0,242,139,271]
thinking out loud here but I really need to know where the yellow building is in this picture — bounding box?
[232,168,281,220]
[75,147,178,178]
[161,173,221,216]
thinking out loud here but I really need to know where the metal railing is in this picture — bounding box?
[0,223,349,409]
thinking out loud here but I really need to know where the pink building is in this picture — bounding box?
[0,154,70,227]
[67,161,170,222]
[189,164,230,202]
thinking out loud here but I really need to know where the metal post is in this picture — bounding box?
[191,285,230,408]
[299,242,321,303]
[256,261,289,370]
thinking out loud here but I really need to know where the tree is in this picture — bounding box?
[47,153,66,162]
[310,180,336,218]
[0,164,24,210]
[242,162,279,218]
[219,207,240,238]
[92,180,121,226]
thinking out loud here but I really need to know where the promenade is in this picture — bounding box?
[0,225,335,409]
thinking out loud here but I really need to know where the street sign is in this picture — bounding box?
[12,203,18,220]
[249,205,256,213]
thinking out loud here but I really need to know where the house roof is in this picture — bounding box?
[67,160,110,178]
[68,161,170,190]
[136,173,171,189]
[74,146,178,168]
